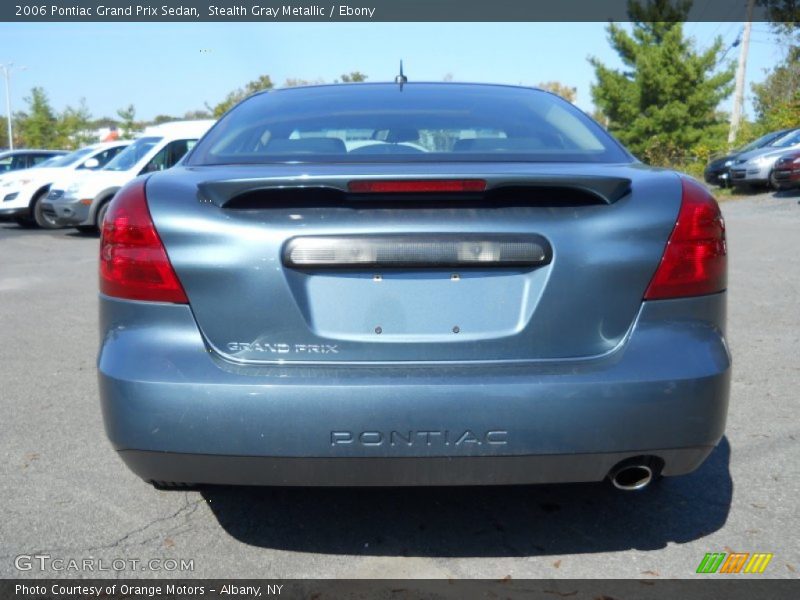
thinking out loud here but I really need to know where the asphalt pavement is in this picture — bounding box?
[0,190,798,579]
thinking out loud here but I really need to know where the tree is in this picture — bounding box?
[15,87,61,148]
[210,74,273,117]
[757,0,800,40]
[184,109,212,120]
[339,71,368,83]
[116,104,137,139]
[0,115,8,149]
[58,98,94,148]
[589,0,735,165]
[752,45,800,132]
[283,77,325,87]
[152,114,178,125]
[538,81,577,103]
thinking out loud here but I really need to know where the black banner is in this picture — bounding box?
[3,579,800,600]
[2,0,797,22]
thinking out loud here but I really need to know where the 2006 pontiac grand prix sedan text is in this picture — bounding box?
[98,83,730,491]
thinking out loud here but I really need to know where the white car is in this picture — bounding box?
[43,120,216,231]
[0,142,128,228]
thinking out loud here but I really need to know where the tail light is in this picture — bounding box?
[99,179,188,303]
[644,177,727,300]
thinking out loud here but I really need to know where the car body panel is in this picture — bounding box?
[147,162,681,363]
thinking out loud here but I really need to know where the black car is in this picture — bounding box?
[704,129,791,187]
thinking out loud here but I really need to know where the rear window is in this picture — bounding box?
[188,84,631,165]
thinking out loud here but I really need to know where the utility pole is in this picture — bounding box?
[0,63,26,151]
[728,0,756,146]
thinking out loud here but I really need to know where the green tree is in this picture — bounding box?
[16,87,61,148]
[538,81,577,103]
[184,109,212,120]
[152,114,178,125]
[339,71,368,83]
[283,77,325,87]
[589,0,735,165]
[59,98,94,148]
[752,46,800,132]
[0,115,8,148]
[210,74,273,117]
[116,104,137,139]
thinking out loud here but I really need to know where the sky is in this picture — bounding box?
[0,21,789,122]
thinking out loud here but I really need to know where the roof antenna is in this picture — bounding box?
[394,60,407,90]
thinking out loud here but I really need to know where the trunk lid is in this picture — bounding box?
[146,162,681,363]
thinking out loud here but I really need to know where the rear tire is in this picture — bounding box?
[768,170,781,190]
[33,190,60,229]
[95,200,111,230]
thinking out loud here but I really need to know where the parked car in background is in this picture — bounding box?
[98,83,729,491]
[0,141,129,228]
[729,128,800,189]
[0,149,67,174]
[771,149,800,190]
[703,128,791,188]
[44,120,215,232]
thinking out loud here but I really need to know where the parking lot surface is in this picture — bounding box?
[1,191,798,579]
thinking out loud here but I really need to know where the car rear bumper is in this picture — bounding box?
[98,293,730,486]
[120,447,715,487]
[42,195,92,226]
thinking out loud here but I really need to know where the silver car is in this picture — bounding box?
[98,83,730,491]
[729,128,800,188]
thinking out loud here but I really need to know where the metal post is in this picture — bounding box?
[728,0,756,146]
[1,64,13,150]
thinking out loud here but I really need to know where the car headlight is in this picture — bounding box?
[65,182,81,195]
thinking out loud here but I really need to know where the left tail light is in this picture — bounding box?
[99,179,188,303]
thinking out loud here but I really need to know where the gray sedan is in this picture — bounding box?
[97,83,730,492]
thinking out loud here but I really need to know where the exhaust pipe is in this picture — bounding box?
[608,457,661,491]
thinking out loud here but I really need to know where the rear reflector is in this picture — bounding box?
[348,179,487,194]
[284,235,550,268]
[644,178,727,300]
[99,179,188,303]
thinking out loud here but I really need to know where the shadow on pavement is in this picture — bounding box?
[202,437,732,557]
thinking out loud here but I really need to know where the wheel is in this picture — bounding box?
[768,170,781,190]
[33,190,60,229]
[95,200,111,230]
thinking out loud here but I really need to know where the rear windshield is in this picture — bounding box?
[188,84,632,165]
[104,136,162,171]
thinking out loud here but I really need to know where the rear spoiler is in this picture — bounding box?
[197,175,632,209]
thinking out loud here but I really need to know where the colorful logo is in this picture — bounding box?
[696,552,773,574]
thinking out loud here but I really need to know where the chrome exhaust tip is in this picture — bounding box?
[610,464,654,491]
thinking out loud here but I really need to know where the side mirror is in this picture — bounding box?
[83,158,100,169]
